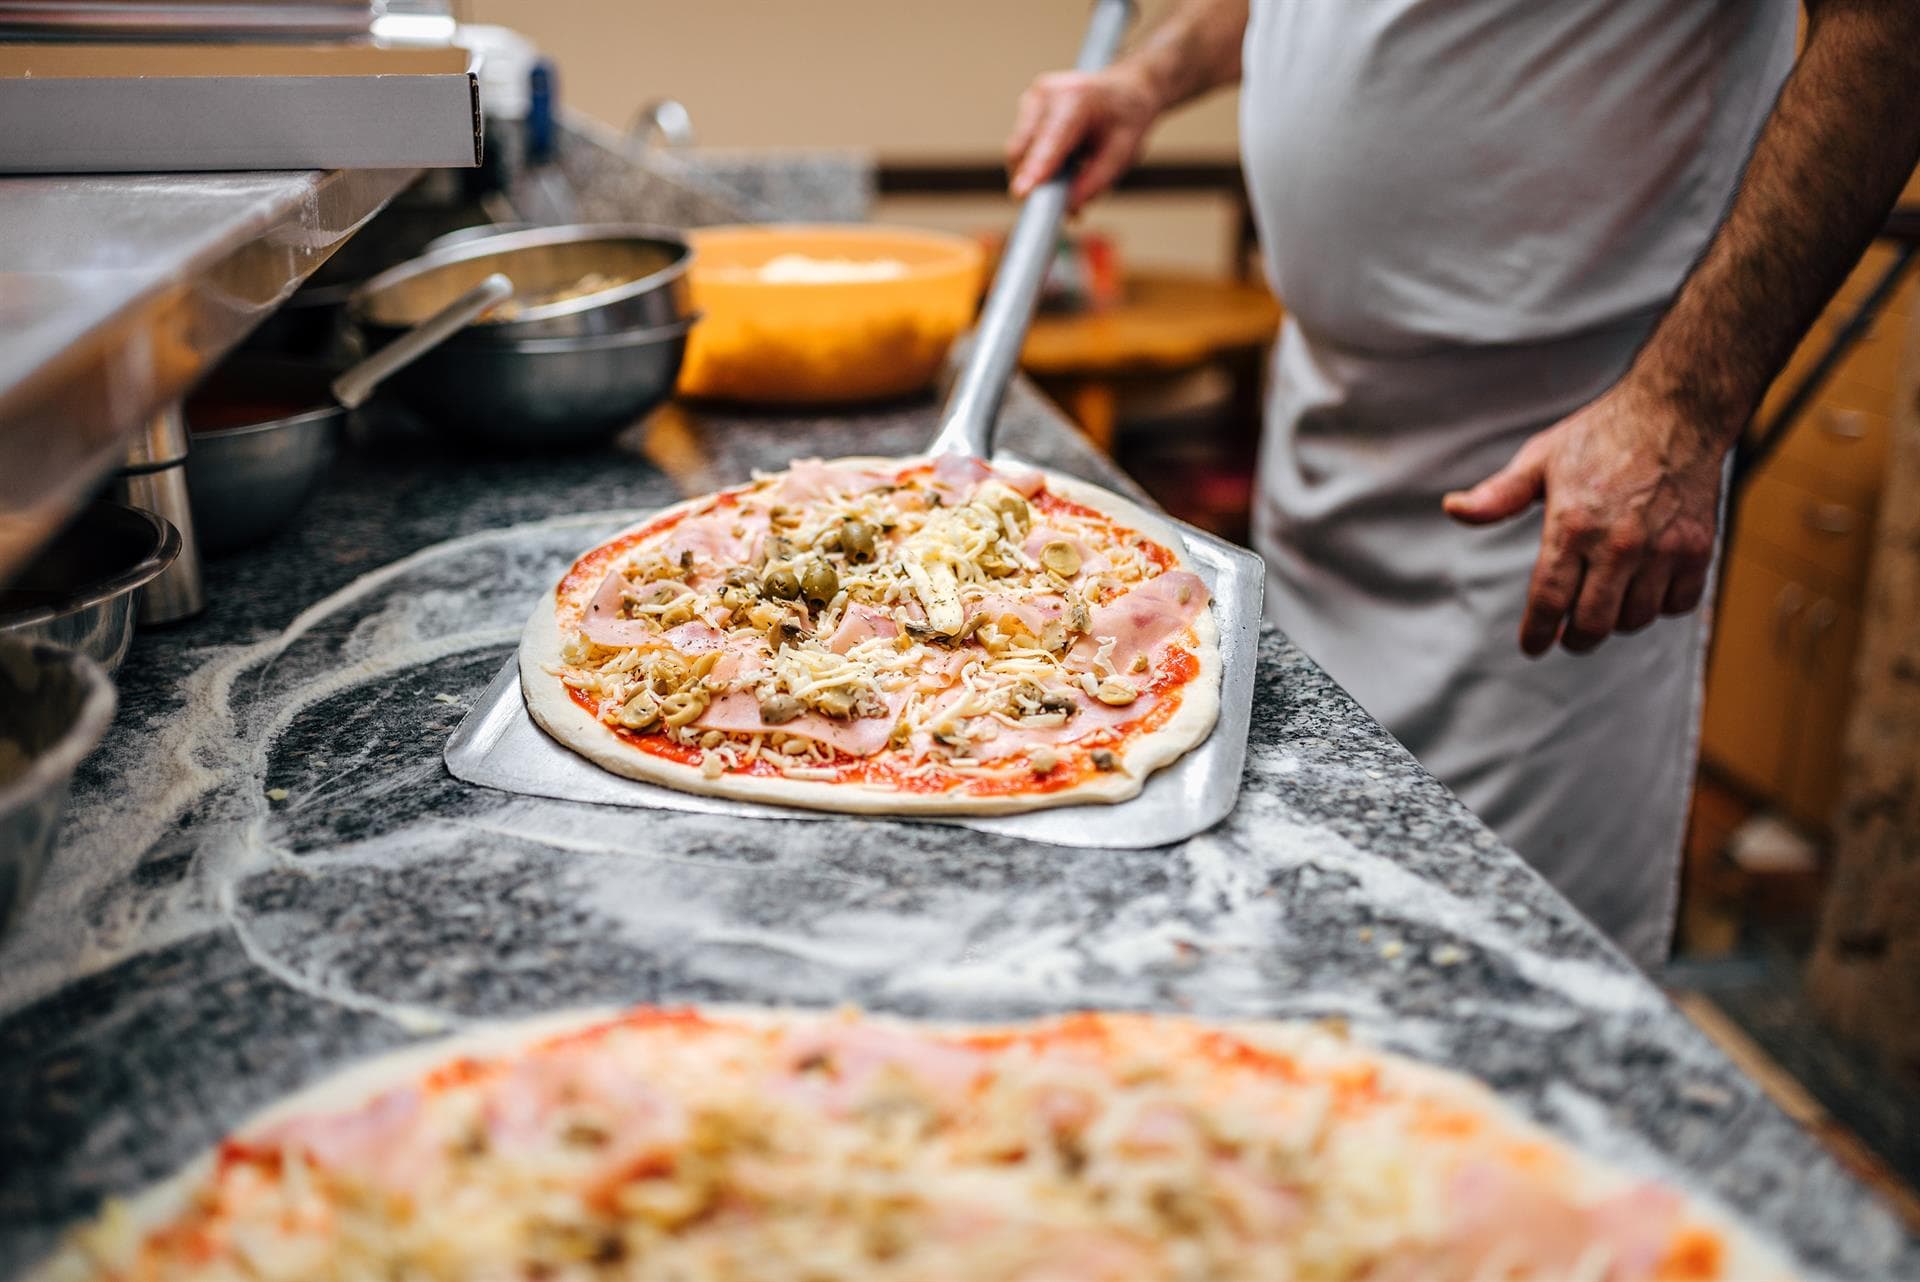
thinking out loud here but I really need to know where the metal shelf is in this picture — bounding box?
[0,165,416,582]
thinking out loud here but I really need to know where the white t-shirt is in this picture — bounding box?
[1239,0,1797,355]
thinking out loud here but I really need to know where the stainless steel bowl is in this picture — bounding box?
[374,317,695,447]
[0,636,115,938]
[184,358,342,554]
[353,223,693,342]
[0,504,180,672]
[421,222,537,254]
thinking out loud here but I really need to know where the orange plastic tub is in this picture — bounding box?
[678,225,985,405]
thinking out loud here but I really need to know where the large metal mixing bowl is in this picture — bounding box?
[184,359,342,554]
[0,504,180,672]
[0,636,115,937]
[374,317,695,447]
[353,223,692,342]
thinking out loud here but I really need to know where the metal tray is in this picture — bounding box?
[445,519,1262,850]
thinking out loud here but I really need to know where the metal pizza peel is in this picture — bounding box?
[444,0,1265,847]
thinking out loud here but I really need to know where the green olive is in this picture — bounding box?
[762,566,801,600]
[841,519,877,560]
[800,560,840,605]
[758,692,804,725]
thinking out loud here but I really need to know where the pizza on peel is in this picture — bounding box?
[41,1007,1795,1282]
[520,455,1221,814]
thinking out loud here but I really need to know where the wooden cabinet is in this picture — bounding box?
[1700,243,1915,834]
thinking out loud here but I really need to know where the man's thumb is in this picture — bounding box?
[1443,456,1544,525]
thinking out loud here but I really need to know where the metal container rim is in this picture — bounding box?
[0,636,116,819]
[0,504,181,631]
[187,401,343,441]
[350,222,694,329]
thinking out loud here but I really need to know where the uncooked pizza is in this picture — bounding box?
[521,455,1220,813]
[43,1007,1793,1282]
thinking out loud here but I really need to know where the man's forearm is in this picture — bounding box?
[1124,0,1249,113]
[1628,0,1920,449]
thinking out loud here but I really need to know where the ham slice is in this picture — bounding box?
[826,604,899,654]
[661,621,727,654]
[961,693,1140,763]
[1022,527,1111,576]
[582,575,707,649]
[776,1022,988,1117]
[964,591,1063,638]
[694,689,904,757]
[929,453,993,504]
[1358,1163,1691,1282]
[1071,570,1209,669]
[659,505,770,568]
[771,458,894,505]
[256,1087,445,1192]
[1004,468,1047,498]
[581,573,655,647]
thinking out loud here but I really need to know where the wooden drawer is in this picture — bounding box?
[1702,550,1807,797]
[1782,593,1863,831]
[1767,401,1891,506]
[1738,469,1876,597]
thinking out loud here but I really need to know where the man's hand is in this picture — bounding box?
[1449,0,1920,659]
[1003,0,1248,213]
[1006,67,1161,213]
[1442,386,1725,656]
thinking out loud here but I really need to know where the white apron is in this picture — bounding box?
[1238,0,1797,969]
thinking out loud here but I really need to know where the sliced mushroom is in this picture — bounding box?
[758,691,804,725]
[1066,595,1092,635]
[618,694,660,731]
[1038,689,1078,716]
[1039,540,1082,578]
[1094,678,1138,707]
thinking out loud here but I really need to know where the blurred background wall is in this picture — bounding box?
[460,0,1246,273]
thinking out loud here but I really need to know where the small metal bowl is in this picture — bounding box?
[353,223,693,342]
[374,317,695,448]
[0,504,180,672]
[184,358,342,554]
[0,636,115,938]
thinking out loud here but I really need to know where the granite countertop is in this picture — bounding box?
[0,386,1912,1280]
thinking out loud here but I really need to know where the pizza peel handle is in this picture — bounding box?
[927,0,1137,461]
